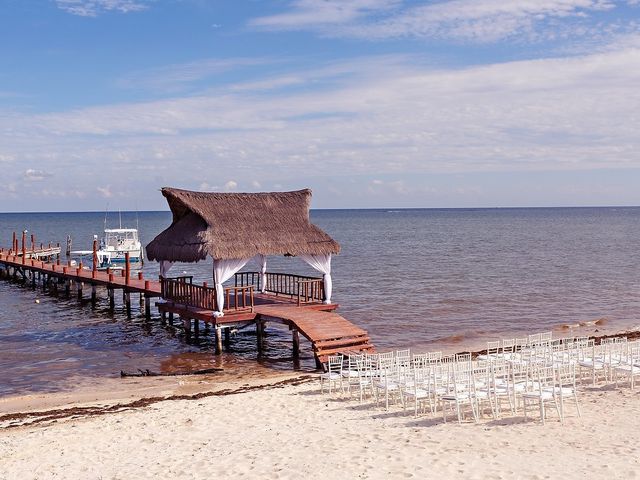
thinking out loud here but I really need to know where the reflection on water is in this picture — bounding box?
[1,207,640,396]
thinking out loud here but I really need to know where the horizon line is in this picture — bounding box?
[1,205,639,214]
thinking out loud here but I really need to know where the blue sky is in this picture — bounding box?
[2,0,640,211]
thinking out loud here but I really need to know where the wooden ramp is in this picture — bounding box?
[255,304,374,362]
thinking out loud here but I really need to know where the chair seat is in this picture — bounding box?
[404,388,430,399]
[543,386,574,396]
[376,382,399,390]
[614,364,640,374]
[579,359,605,369]
[522,390,554,400]
[320,372,341,380]
[441,392,473,401]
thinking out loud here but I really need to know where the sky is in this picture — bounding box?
[1,0,640,211]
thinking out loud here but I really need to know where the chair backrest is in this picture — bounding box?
[441,354,455,364]
[346,353,364,371]
[555,362,576,388]
[426,351,443,364]
[395,348,411,367]
[455,352,472,363]
[327,354,343,374]
[487,341,500,356]
[411,353,429,369]
[540,331,553,342]
[528,333,541,345]
[502,338,515,354]
[515,337,529,351]
[531,363,555,391]
[377,351,395,370]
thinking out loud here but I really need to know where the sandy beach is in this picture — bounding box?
[1,368,639,480]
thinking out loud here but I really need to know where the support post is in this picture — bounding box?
[21,230,26,265]
[144,295,151,319]
[92,238,98,273]
[125,290,131,318]
[77,282,83,300]
[215,326,223,354]
[91,284,97,304]
[224,327,230,346]
[168,311,174,325]
[256,319,263,351]
[125,252,130,285]
[292,329,300,358]
[108,287,115,311]
[193,318,200,337]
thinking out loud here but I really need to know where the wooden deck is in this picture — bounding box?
[254,304,373,362]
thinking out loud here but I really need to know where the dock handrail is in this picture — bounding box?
[235,271,325,304]
[161,277,254,313]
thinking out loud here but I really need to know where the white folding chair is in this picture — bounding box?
[320,354,344,394]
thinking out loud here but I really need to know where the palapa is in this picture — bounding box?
[146,187,340,263]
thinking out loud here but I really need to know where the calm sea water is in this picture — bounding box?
[1,208,639,396]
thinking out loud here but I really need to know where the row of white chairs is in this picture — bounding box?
[319,334,640,425]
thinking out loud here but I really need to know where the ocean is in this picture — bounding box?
[1,207,639,396]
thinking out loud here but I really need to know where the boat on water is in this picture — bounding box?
[72,228,144,270]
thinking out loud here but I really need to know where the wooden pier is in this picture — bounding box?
[0,239,373,366]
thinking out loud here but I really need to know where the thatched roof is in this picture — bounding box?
[146,187,340,262]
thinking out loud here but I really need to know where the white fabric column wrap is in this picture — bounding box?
[300,253,332,304]
[159,260,173,277]
[213,258,251,317]
[259,255,267,293]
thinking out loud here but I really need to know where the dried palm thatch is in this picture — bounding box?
[146,187,340,262]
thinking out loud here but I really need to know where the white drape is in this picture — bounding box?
[259,254,267,293]
[300,253,332,304]
[159,260,173,277]
[213,258,251,317]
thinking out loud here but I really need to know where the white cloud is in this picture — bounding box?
[24,168,53,181]
[223,180,238,191]
[3,38,640,206]
[250,0,401,28]
[55,0,150,17]
[251,0,633,43]
[97,185,113,198]
[116,57,276,93]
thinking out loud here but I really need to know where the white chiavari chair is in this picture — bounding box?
[320,354,344,394]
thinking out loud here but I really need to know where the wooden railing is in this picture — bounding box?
[234,271,325,305]
[161,277,254,313]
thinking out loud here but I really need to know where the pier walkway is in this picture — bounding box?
[0,246,374,366]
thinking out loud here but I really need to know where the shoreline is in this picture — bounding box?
[3,327,640,426]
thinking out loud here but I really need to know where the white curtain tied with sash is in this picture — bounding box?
[259,255,267,293]
[159,260,173,277]
[300,253,332,304]
[212,258,251,317]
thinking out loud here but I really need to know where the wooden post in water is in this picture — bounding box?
[124,290,131,318]
[215,326,223,354]
[21,230,26,265]
[256,319,264,351]
[11,232,16,254]
[168,311,174,325]
[223,327,230,346]
[92,238,98,274]
[144,279,151,319]
[193,318,200,338]
[292,328,300,358]
[91,283,97,304]
[108,287,115,311]
[30,234,35,252]
[125,252,130,286]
